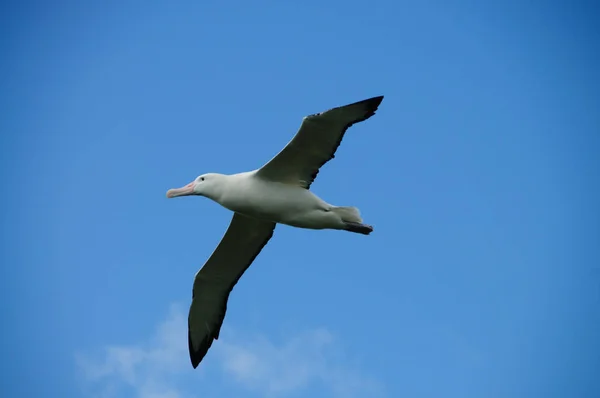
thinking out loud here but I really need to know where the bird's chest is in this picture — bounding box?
[218,180,318,222]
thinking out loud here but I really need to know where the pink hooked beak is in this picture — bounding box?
[166,182,195,198]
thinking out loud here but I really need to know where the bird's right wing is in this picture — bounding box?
[187,213,276,368]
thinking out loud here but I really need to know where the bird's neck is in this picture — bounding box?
[202,174,230,203]
[206,173,251,208]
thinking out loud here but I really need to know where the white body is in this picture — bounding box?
[210,172,346,230]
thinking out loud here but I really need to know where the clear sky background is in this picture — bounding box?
[1,1,599,397]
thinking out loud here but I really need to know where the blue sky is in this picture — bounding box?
[1,0,599,397]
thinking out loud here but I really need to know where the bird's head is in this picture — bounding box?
[166,173,224,199]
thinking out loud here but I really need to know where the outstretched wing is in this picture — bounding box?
[257,96,384,189]
[187,213,276,368]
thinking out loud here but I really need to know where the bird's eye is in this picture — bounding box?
[200,177,205,181]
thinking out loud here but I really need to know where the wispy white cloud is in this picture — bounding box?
[217,329,384,397]
[76,303,384,398]
[76,303,193,398]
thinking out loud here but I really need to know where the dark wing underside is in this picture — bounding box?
[187,213,276,368]
[256,96,384,189]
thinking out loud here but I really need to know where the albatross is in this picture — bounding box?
[167,95,384,368]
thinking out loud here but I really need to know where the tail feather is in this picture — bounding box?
[331,206,363,223]
[331,206,373,235]
[344,222,374,235]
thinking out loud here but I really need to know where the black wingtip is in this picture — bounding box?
[188,330,200,368]
[369,96,384,111]
[189,329,212,369]
[354,95,384,121]
[356,95,384,109]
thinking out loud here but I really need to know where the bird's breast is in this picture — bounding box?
[217,178,326,222]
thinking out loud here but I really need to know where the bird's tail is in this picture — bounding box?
[330,206,374,235]
[330,206,363,223]
[343,222,374,235]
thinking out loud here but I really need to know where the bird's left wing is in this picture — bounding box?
[187,213,276,368]
[256,96,384,189]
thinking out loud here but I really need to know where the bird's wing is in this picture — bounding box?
[256,96,384,189]
[187,213,276,368]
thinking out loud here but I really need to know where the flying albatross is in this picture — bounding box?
[166,95,384,368]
